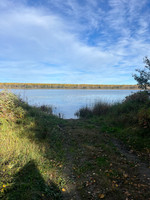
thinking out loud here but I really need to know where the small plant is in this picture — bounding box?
[96,157,109,167]
[75,106,93,118]
[39,105,53,114]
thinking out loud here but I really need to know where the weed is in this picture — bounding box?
[96,157,109,167]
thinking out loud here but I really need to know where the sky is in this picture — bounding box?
[0,0,150,84]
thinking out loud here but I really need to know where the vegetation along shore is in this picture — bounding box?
[0,83,139,90]
[0,90,150,200]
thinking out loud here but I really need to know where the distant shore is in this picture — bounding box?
[0,82,139,90]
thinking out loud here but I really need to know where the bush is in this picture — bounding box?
[113,91,150,115]
[138,108,150,129]
[92,101,111,116]
[0,91,26,123]
[75,101,111,118]
[123,91,149,104]
[39,105,53,114]
[75,106,93,118]
[75,91,150,135]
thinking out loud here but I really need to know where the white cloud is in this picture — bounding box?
[0,0,150,84]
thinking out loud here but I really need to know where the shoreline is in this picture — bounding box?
[0,83,139,90]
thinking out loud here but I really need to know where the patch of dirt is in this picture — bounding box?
[59,123,81,200]
[58,120,150,199]
[111,138,150,185]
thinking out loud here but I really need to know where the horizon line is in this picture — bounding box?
[0,82,138,86]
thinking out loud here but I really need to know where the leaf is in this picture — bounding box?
[99,194,105,199]
[62,188,66,192]
[123,173,128,178]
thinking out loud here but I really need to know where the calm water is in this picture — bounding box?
[1,89,138,119]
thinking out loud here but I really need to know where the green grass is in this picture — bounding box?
[96,157,109,167]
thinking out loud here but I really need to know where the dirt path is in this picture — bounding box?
[111,138,150,185]
[57,120,150,199]
[58,122,81,200]
[62,151,81,200]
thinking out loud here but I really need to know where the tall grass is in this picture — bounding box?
[75,101,111,118]
[77,91,150,154]
[76,91,150,138]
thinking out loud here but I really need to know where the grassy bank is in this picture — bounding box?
[76,91,150,159]
[0,91,150,199]
[0,91,66,199]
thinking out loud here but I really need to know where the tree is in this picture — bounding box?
[133,57,150,90]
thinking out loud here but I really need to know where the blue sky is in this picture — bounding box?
[0,0,150,84]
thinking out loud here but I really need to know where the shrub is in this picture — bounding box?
[138,108,150,129]
[92,101,111,116]
[39,105,53,114]
[75,106,92,118]
[0,91,26,123]
[75,101,111,118]
[123,91,149,104]
[113,91,150,115]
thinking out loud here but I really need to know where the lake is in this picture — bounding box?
[0,89,138,119]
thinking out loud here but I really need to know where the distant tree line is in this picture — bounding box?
[0,83,139,90]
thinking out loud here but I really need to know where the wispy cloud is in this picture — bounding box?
[0,0,150,84]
